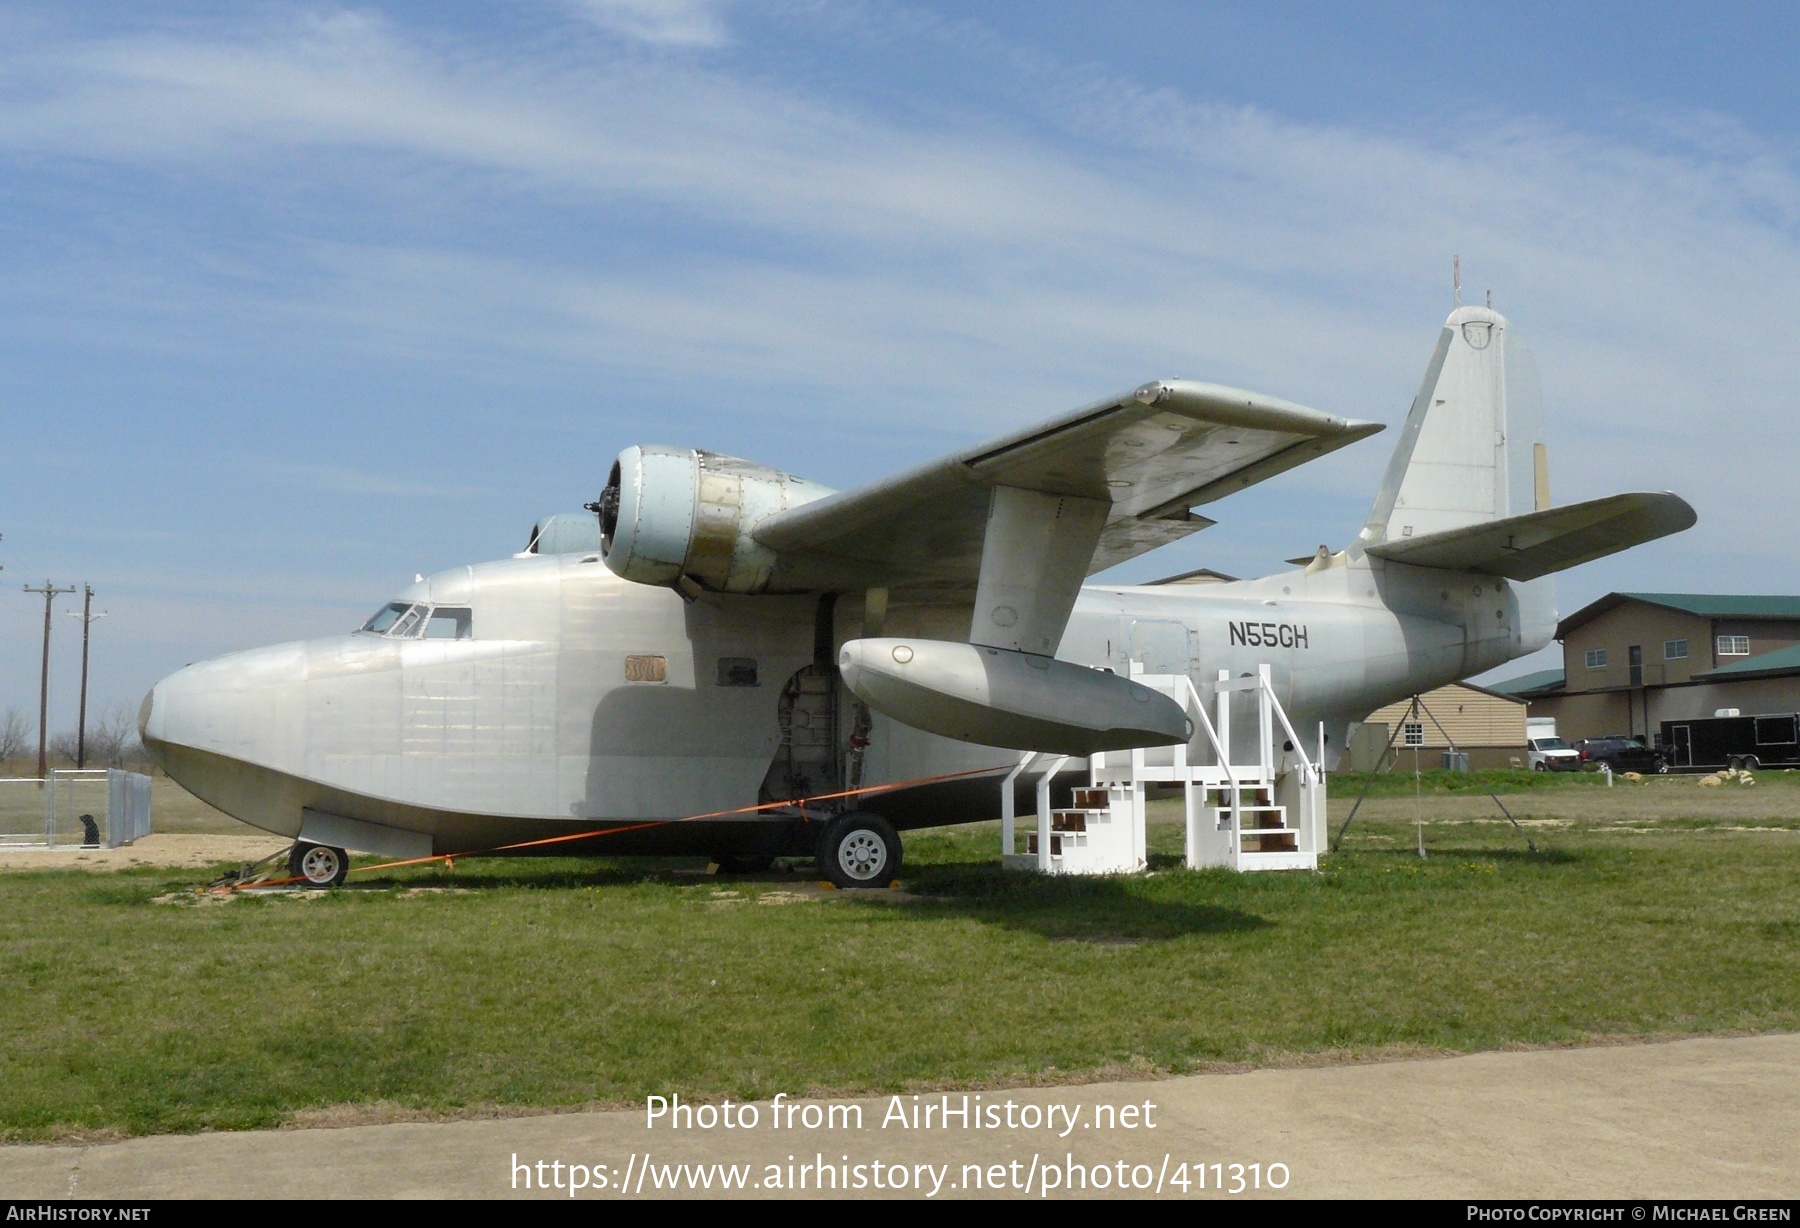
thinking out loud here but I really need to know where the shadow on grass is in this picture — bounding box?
[348,859,720,892]
[1330,843,1583,867]
[337,854,1268,944]
[889,862,1268,943]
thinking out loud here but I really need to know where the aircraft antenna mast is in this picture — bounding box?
[1453,256,1461,308]
[24,580,76,779]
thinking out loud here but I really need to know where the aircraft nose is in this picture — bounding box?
[138,641,314,835]
[141,642,310,763]
[137,685,160,763]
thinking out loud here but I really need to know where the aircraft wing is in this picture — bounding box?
[1364,492,1697,581]
[757,380,1382,593]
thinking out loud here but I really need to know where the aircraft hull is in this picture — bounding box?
[141,550,1549,856]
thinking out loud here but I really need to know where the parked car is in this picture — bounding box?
[1572,736,1668,774]
[1527,736,1581,772]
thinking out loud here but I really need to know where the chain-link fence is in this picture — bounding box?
[0,778,48,845]
[50,769,108,845]
[0,769,152,847]
[107,770,152,846]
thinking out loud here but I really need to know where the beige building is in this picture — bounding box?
[1491,593,1800,746]
[1351,681,1529,771]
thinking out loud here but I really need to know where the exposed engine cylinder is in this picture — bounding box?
[598,445,834,593]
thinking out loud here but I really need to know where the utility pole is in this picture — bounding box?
[24,581,75,780]
[67,586,106,769]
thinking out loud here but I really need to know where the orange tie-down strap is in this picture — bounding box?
[215,764,1008,893]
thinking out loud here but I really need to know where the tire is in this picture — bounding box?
[289,842,349,888]
[1744,756,1760,772]
[1533,762,1546,772]
[815,811,901,889]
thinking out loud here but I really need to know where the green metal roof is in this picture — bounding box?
[1557,592,1800,638]
[1486,668,1565,696]
[1618,593,1800,618]
[1694,642,1800,681]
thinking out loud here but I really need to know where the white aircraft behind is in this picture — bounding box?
[140,306,1694,888]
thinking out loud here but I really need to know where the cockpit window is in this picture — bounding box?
[361,602,410,634]
[390,605,426,638]
[424,607,473,640]
[361,601,472,639]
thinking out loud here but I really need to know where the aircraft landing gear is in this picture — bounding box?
[289,841,349,888]
[816,811,901,889]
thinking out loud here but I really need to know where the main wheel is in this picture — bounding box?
[815,811,901,889]
[289,842,349,888]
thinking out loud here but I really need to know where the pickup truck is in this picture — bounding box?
[1527,735,1581,772]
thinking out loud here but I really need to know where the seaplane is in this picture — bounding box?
[141,304,1694,887]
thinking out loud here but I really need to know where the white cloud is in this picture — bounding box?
[571,0,733,48]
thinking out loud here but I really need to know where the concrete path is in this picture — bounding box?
[3,1034,1795,1200]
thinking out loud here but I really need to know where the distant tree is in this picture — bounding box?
[0,707,29,762]
[74,705,144,768]
[46,705,146,768]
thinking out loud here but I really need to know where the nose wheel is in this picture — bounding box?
[289,842,350,888]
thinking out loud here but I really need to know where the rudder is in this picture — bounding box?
[1359,306,1547,547]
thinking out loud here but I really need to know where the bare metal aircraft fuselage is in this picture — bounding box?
[141,546,1542,858]
[140,303,1694,881]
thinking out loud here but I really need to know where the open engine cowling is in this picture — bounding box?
[597,445,834,593]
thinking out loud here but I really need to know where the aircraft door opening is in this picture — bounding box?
[760,594,844,806]
[764,664,840,802]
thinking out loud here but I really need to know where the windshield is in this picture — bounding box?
[361,602,410,633]
[1533,738,1570,751]
[391,605,426,637]
[360,601,473,639]
[423,607,472,640]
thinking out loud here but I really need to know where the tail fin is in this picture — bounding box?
[1359,306,1547,547]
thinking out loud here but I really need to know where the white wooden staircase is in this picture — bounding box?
[1000,663,1325,874]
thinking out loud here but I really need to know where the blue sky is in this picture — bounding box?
[3,1,1798,729]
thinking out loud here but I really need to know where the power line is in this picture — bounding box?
[23,581,75,779]
[66,586,107,769]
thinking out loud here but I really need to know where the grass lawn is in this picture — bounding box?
[1,771,1797,1140]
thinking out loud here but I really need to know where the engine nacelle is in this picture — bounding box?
[597,445,834,593]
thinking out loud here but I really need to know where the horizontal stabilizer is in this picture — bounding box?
[1364,492,1696,581]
